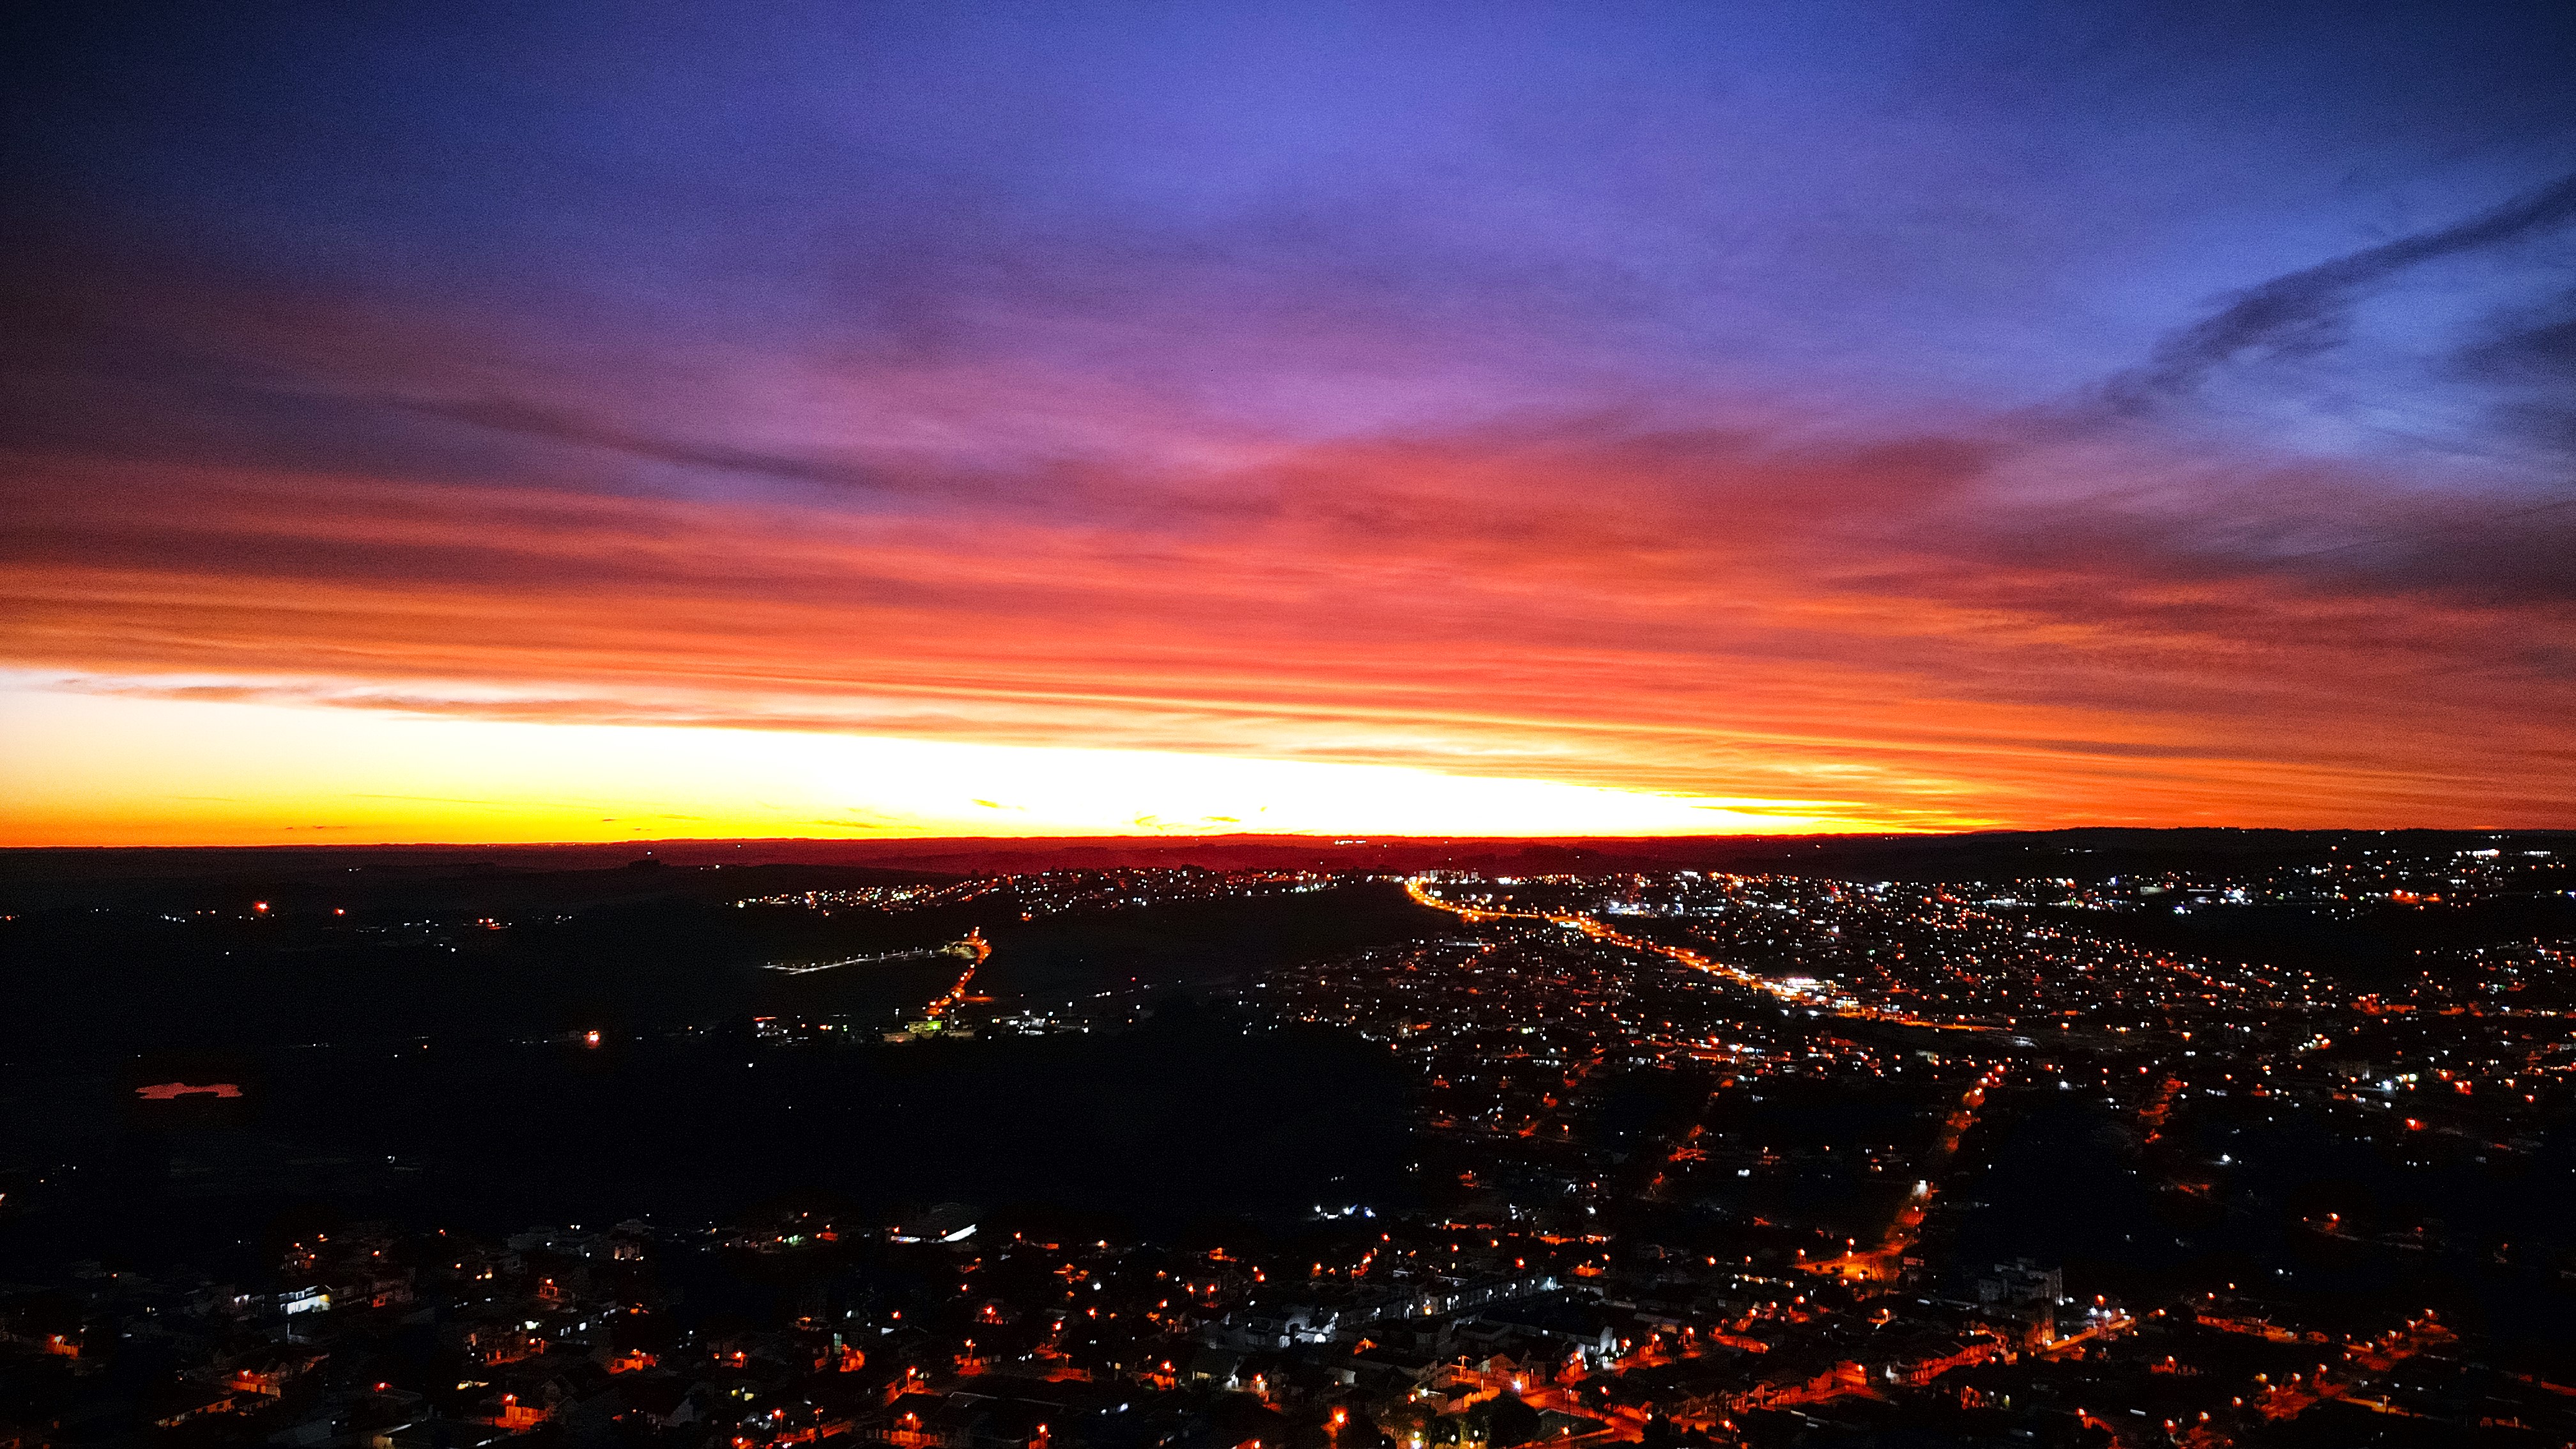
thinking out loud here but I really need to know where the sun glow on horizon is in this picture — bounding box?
[0,684,1907,847]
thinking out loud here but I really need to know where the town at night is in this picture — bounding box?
[4,832,2572,1446]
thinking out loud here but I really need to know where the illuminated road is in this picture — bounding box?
[1402,877,2008,1292]
[1402,877,1818,1006]
[765,943,960,975]
[921,929,992,1020]
[1401,877,1993,1033]
[1800,1066,2004,1285]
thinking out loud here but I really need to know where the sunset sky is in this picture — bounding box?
[4,2,2572,844]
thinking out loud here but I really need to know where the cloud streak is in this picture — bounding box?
[7,401,2569,830]
[2112,171,2576,407]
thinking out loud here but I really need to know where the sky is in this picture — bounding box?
[3,0,2572,844]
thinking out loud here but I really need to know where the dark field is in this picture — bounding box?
[0,873,1447,1061]
[0,1015,1416,1276]
[0,865,1444,1276]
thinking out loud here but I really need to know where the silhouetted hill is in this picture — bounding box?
[12,828,2569,912]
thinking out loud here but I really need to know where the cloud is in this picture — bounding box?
[4,110,2574,832]
[2453,298,2576,456]
[2108,171,2576,408]
[390,396,907,495]
[10,395,2573,830]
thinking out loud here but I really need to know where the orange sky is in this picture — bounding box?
[5,430,2568,845]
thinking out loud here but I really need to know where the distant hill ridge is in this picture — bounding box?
[5,827,2568,912]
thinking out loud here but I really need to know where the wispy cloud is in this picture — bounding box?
[2108,171,2576,408]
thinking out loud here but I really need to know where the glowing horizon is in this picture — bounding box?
[1,682,1931,847]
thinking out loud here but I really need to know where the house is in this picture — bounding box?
[383,1419,518,1449]
[148,1383,245,1429]
[1462,1298,1626,1369]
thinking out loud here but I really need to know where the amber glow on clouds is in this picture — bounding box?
[3,441,2566,843]
[3,4,2572,842]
